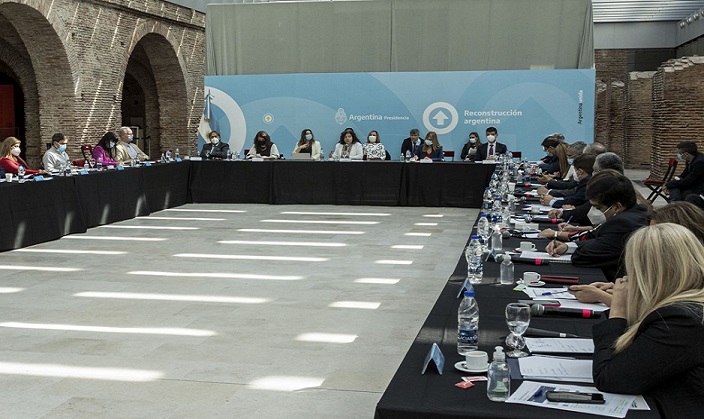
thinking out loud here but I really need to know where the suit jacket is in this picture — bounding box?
[460,143,480,161]
[200,142,230,159]
[538,155,560,174]
[114,141,148,163]
[401,137,421,157]
[666,152,704,194]
[551,175,590,208]
[474,142,507,161]
[593,303,704,418]
[571,204,648,280]
[414,146,445,162]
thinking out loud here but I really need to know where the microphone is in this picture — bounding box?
[530,303,600,319]
[511,256,550,265]
[525,327,580,338]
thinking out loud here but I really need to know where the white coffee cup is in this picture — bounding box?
[508,182,516,192]
[523,272,541,283]
[465,350,489,371]
[530,206,541,214]
[519,241,536,251]
[4,173,12,182]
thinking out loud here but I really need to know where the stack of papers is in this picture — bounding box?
[525,338,594,354]
[518,356,593,383]
[519,251,572,264]
[521,287,610,312]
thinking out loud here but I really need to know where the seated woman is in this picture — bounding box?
[93,132,120,166]
[363,130,386,160]
[592,223,704,418]
[247,131,280,159]
[292,129,321,160]
[460,131,481,161]
[0,136,46,175]
[200,130,230,159]
[332,128,363,160]
[413,131,444,162]
[545,173,648,280]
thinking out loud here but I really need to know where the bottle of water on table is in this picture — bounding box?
[458,290,479,355]
[465,235,484,284]
[487,346,510,401]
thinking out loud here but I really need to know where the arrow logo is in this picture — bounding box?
[433,110,449,126]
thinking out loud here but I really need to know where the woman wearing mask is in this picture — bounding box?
[332,128,363,160]
[460,132,481,161]
[292,129,321,160]
[592,223,704,418]
[247,131,280,159]
[413,131,444,162]
[0,137,46,175]
[363,130,386,160]
[200,130,230,159]
[93,132,120,166]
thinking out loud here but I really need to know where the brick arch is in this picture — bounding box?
[0,1,78,160]
[122,23,191,153]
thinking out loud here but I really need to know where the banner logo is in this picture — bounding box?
[423,102,459,135]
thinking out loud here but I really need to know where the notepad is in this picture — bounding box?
[520,251,572,264]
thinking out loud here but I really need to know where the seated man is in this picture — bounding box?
[200,130,230,159]
[540,154,595,208]
[400,128,421,158]
[42,132,70,173]
[474,126,507,160]
[114,126,148,164]
[665,141,704,201]
[546,173,648,281]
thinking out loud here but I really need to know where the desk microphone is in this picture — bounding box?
[530,303,600,319]
[511,256,549,266]
[525,327,580,338]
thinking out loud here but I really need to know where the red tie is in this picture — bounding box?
[489,144,494,156]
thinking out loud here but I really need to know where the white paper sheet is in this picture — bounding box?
[507,381,636,418]
[520,251,572,264]
[525,338,595,354]
[518,356,593,383]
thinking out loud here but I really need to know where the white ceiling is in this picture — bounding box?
[593,0,704,23]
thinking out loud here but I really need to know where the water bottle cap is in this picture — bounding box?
[485,187,490,190]
[493,346,505,361]
[463,290,475,297]
[479,213,486,217]
[470,235,480,240]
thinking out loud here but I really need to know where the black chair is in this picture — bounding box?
[643,158,678,203]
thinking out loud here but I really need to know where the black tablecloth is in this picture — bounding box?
[375,233,659,419]
[0,177,87,251]
[189,160,273,203]
[140,161,190,212]
[402,162,495,207]
[73,168,149,228]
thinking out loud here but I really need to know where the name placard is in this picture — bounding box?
[421,342,445,375]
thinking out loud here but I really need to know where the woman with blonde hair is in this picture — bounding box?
[592,223,704,417]
[413,131,444,162]
[0,137,45,175]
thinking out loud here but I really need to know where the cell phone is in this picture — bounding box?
[546,391,605,404]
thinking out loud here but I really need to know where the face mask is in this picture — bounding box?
[109,141,116,149]
[368,135,377,143]
[425,140,433,146]
[126,134,134,142]
[567,158,574,165]
[58,144,67,153]
[305,134,312,141]
[572,169,580,181]
[587,205,611,226]
[211,137,220,144]
[677,152,684,160]
[486,135,496,143]
[415,139,421,146]
[10,147,20,156]
[469,137,477,144]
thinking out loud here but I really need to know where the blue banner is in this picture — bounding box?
[202,70,595,161]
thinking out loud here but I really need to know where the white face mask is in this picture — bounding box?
[127,134,134,142]
[572,169,581,181]
[368,135,377,143]
[425,140,433,146]
[211,136,220,144]
[10,147,20,156]
[587,205,611,226]
[305,134,313,141]
[469,137,477,144]
[486,135,496,143]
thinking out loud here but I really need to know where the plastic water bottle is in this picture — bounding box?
[83,161,89,171]
[175,147,180,160]
[319,147,324,161]
[405,150,411,162]
[491,198,502,224]
[491,225,503,253]
[499,254,514,285]
[501,205,511,226]
[487,346,510,401]
[465,236,484,284]
[165,149,172,162]
[399,153,404,162]
[17,164,25,178]
[477,214,490,243]
[482,187,493,212]
[457,290,479,355]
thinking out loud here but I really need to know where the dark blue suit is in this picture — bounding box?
[475,142,507,161]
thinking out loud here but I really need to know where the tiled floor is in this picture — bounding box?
[0,204,478,418]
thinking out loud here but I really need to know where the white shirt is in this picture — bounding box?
[42,147,70,172]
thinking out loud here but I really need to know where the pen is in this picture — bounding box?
[533,388,544,398]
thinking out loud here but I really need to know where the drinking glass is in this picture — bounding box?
[505,303,530,358]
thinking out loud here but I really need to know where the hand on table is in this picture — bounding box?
[547,209,562,220]
[539,228,557,239]
[539,194,554,206]
[537,186,549,195]
[568,284,613,306]
[545,240,567,257]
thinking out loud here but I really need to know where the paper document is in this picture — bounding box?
[523,287,576,300]
[518,356,593,383]
[520,251,572,264]
[525,338,594,354]
[507,381,636,418]
[554,299,609,312]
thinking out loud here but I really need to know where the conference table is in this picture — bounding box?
[0,159,495,252]
[374,216,660,418]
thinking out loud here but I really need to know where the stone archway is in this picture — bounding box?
[0,1,77,167]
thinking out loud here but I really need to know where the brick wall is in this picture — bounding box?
[624,72,655,169]
[651,57,704,180]
[0,0,205,167]
[594,49,628,148]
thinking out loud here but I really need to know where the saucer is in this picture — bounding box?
[527,280,545,287]
[454,361,489,374]
[515,248,537,253]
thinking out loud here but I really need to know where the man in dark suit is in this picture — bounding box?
[400,128,421,158]
[545,173,648,281]
[665,141,704,201]
[474,126,507,161]
[200,130,230,159]
[540,154,595,208]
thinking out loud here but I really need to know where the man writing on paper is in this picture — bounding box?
[545,173,648,281]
